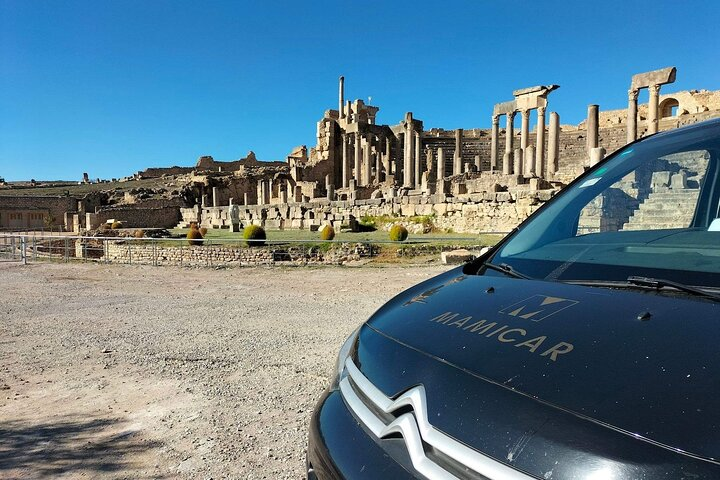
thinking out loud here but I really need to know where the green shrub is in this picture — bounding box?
[133,229,145,238]
[319,225,335,241]
[187,228,204,246]
[243,224,266,246]
[389,224,409,242]
[111,221,123,230]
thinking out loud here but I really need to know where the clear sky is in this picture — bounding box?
[2,0,720,181]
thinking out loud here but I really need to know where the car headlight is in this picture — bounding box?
[330,325,361,389]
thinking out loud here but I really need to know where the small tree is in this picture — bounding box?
[389,224,409,242]
[243,224,266,246]
[319,225,335,241]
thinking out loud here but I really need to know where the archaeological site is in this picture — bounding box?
[2,66,719,238]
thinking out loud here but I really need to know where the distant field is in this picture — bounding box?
[0,178,173,196]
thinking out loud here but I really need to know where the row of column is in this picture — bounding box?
[627,84,661,143]
[491,109,559,178]
[341,132,392,189]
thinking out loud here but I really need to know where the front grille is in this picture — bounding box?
[339,358,536,480]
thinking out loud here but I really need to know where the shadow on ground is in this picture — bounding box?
[0,415,166,477]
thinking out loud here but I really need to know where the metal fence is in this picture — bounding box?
[0,233,502,268]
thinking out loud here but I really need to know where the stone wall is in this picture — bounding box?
[87,205,180,229]
[100,241,375,266]
[0,196,77,229]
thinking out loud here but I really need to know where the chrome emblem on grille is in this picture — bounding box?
[339,358,533,480]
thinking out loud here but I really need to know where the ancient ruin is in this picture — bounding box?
[2,67,720,235]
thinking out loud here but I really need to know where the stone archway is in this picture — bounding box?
[659,98,680,118]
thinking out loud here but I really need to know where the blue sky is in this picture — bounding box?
[1,0,719,181]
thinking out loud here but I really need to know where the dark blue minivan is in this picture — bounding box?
[308,118,720,479]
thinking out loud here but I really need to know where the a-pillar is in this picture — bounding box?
[354,133,361,185]
[338,76,345,119]
[520,110,530,152]
[505,112,516,157]
[453,128,463,175]
[490,115,500,170]
[341,134,349,188]
[404,113,414,188]
[414,131,421,188]
[648,84,661,135]
[627,89,639,143]
[587,104,599,152]
[437,148,445,179]
[548,112,560,176]
[535,106,546,180]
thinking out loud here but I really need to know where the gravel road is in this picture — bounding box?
[0,261,449,479]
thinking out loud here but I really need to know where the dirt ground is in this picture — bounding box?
[0,261,449,479]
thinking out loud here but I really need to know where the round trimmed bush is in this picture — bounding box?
[320,225,335,241]
[111,221,123,230]
[133,229,145,238]
[199,227,208,236]
[243,224,266,246]
[389,224,409,242]
[187,228,204,246]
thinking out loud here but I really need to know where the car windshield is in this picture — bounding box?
[491,121,720,290]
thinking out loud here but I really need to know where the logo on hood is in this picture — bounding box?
[499,295,578,322]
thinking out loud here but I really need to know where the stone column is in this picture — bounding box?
[385,137,392,175]
[338,76,345,119]
[414,131,421,188]
[587,104,599,152]
[375,150,381,183]
[548,112,560,176]
[524,145,536,177]
[404,113,414,188]
[363,135,372,186]
[590,147,606,167]
[341,134,349,188]
[520,109,530,151]
[437,148,445,179]
[346,100,352,123]
[627,89,639,143]
[201,194,208,208]
[502,152,512,175]
[648,84,660,134]
[513,148,522,176]
[490,115,500,170]
[535,106,546,179]
[453,128,463,175]
[505,112,515,156]
[243,193,249,206]
[354,133,361,185]
[259,181,267,205]
[474,155,482,173]
[212,187,219,207]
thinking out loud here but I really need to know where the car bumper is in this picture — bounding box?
[307,388,418,480]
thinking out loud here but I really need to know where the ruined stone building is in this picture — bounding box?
[4,66,720,234]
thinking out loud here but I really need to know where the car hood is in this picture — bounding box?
[363,267,720,464]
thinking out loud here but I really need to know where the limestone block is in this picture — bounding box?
[400,204,416,216]
[671,170,688,189]
[651,171,672,190]
[433,203,448,216]
[440,249,477,265]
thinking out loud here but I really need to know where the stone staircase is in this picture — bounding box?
[622,189,700,230]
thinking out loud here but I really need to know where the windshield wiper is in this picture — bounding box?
[565,277,720,302]
[482,262,531,280]
[626,276,720,302]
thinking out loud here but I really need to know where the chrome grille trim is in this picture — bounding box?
[340,358,534,480]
